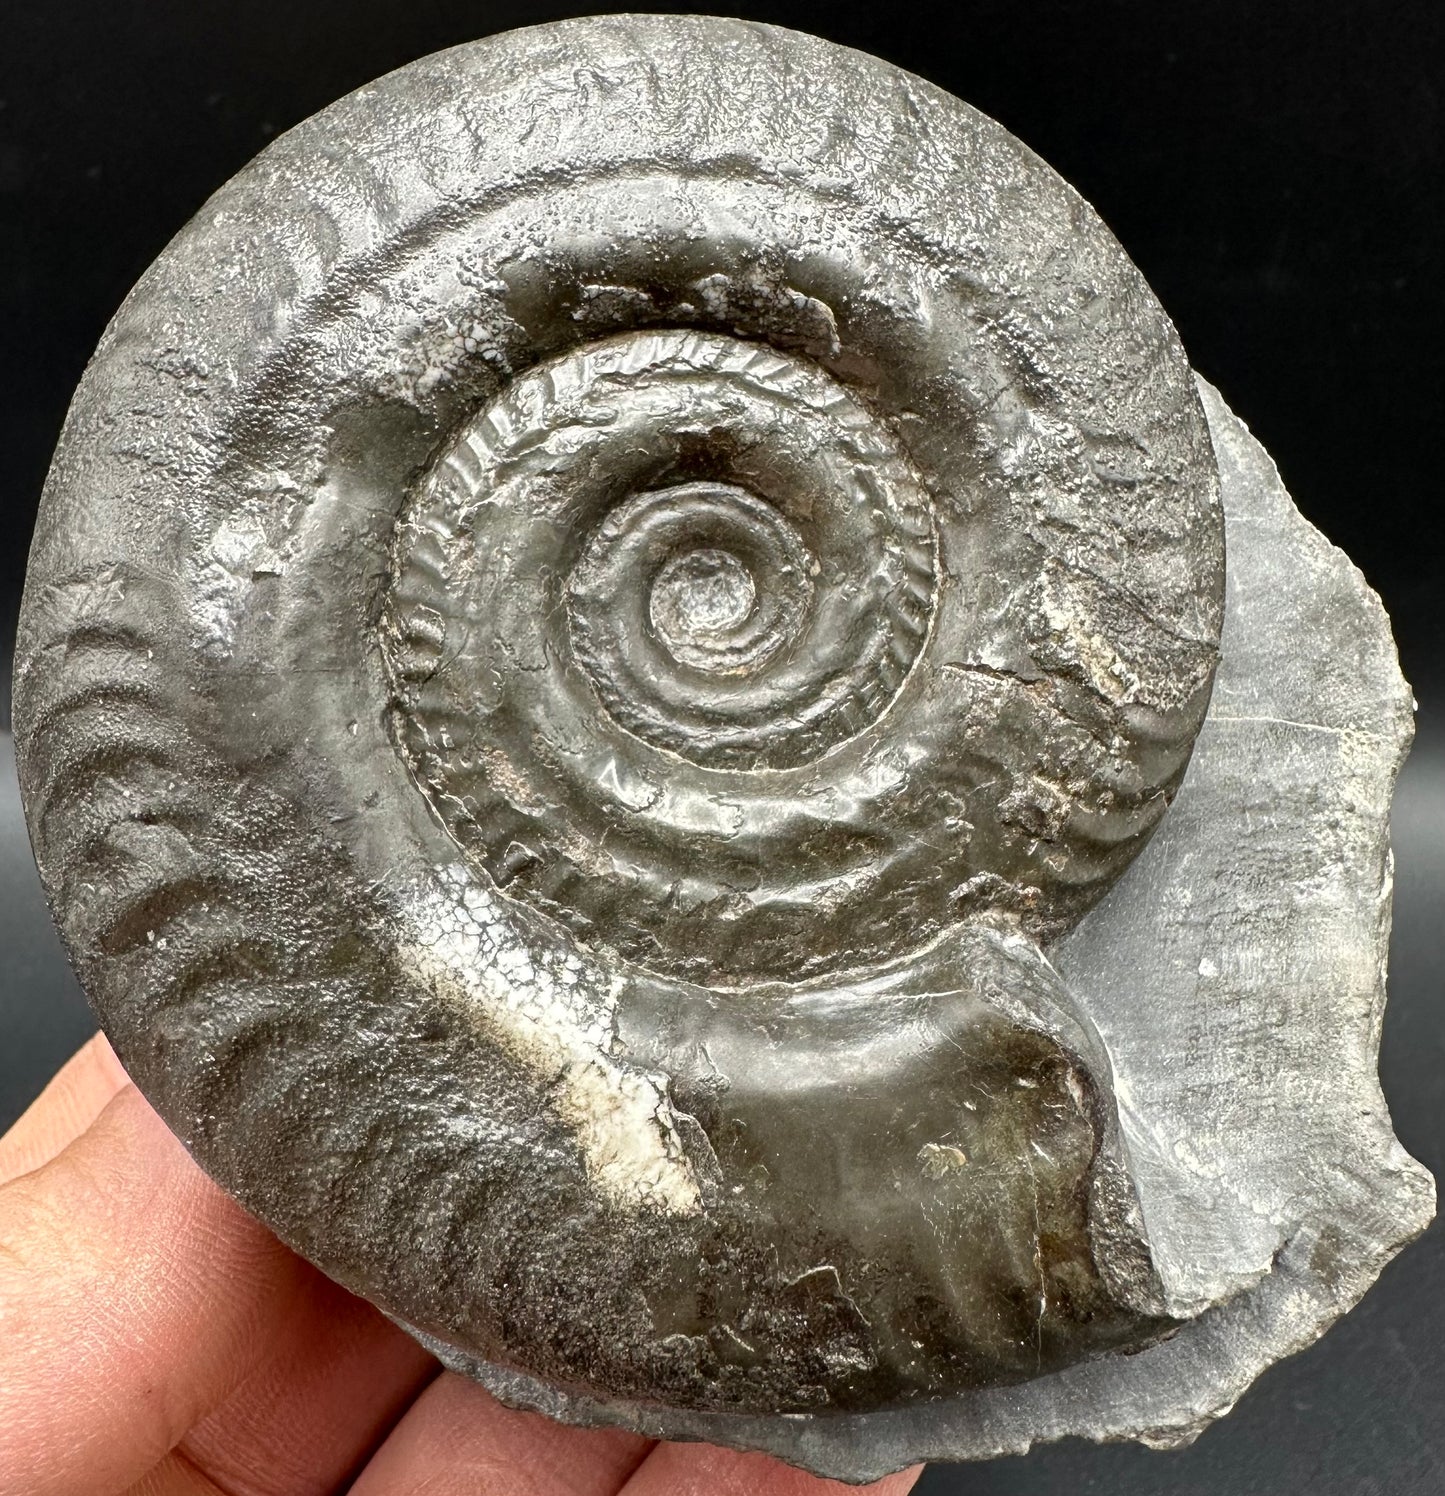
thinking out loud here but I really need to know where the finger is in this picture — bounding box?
[123,1271,438,1496]
[346,1370,654,1496]
[621,1443,925,1496]
[0,1084,311,1496]
[0,1030,130,1184]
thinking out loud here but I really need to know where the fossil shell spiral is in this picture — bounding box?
[15,13,1234,1468]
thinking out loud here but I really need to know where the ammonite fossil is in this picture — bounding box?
[14,15,1430,1480]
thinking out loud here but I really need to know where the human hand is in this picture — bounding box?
[0,1034,924,1496]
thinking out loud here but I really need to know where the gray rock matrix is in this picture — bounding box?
[13,16,1431,1481]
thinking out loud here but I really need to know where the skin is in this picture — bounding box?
[0,1034,924,1496]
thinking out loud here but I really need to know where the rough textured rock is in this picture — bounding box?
[11,15,1430,1482]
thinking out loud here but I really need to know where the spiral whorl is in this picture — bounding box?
[337,22,1224,984]
[380,255,1221,983]
[388,331,935,775]
[385,328,961,976]
[14,15,1229,1444]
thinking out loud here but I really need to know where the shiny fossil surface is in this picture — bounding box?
[12,15,1430,1482]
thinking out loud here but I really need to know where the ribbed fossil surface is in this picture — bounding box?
[14,17,1428,1480]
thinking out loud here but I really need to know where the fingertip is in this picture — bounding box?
[619,1441,926,1496]
[0,1030,134,1184]
[346,1371,653,1495]
[90,1029,133,1090]
[0,1082,309,1496]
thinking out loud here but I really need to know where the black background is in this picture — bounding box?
[1,4,1441,1492]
